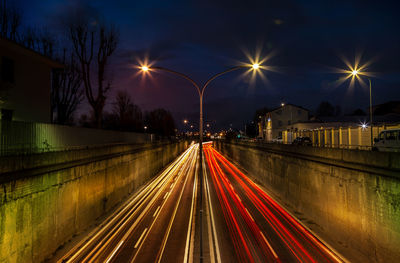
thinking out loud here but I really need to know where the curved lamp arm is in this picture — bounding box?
[151,66,201,96]
[201,66,246,96]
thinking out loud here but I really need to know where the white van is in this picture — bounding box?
[373,129,400,152]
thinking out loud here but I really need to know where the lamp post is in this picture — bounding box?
[140,63,261,262]
[351,70,374,147]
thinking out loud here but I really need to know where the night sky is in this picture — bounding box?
[15,0,400,130]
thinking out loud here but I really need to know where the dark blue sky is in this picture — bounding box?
[15,0,400,130]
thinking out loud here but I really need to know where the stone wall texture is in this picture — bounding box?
[0,141,189,263]
[214,140,400,263]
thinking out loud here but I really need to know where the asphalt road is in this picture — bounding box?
[58,142,345,263]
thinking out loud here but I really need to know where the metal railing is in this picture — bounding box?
[0,120,154,156]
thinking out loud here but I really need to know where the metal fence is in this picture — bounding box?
[0,120,154,156]
[282,123,400,150]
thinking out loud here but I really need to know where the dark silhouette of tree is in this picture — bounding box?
[316,101,335,117]
[145,109,175,137]
[0,0,22,41]
[51,50,83,124]
[334,105,342,116]
[22,27,56,58]
[68,18,118,128]
[245,122,257,138]
[112,90,143,131]
[352,108,366,116]
[253,107,270,122]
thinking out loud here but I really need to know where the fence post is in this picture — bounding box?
[348,127,352,149]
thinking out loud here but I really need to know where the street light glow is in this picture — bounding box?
[141,66,149,71]
[352,70,358,76]
[252,63,260,70]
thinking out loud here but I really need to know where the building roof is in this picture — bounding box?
[0,37,64,68]
[298,114,400,125]
[269,103,310,113]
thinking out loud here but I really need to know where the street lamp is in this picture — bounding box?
[336,60,374,148]
[347,69,374,147]
[139,60,264,263]
[139,63,261,154]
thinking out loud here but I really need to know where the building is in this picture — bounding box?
[0,37,63,123]
[258,103,309,140]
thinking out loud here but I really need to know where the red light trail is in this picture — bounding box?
[203,143,344,263]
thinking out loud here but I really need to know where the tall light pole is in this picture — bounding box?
[351,69,374,147]
[140,63,261,262]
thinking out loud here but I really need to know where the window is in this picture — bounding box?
[1,57,15,83]
[379,132,385,141]
[1,109,13,121]
[386,131,398,140]
[278,120,282,127]
[288,120,291,125]
[276,110,282,115]
[298,109,301,115]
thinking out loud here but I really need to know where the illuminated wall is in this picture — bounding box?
[0,141,189,263]
[214,140,400,263]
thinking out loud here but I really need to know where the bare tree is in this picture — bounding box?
[22,27,56,58]
[68,19,118,128]
[113,90,143,131]
[52,49,84,124]
[145,109,176,137]
[0,0,22,41]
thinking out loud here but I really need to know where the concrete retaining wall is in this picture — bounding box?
[0,141,189,263]
[214,140,400,263]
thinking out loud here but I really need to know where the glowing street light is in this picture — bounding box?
[252,63,260,70]
[334,56,375,147]
[141,66,149,72]
[183,119,188,124]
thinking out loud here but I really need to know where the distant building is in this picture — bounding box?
[0,37,63,123]
[258,104,309,140]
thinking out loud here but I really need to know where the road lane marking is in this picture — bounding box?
[105,240,124,263]
[245,208,255,222]
[156,146,197,263]
[204,156,222,263]
[153,206,161,218]
[183,156,198,263]
[134,228,148,249]
[260,231,279,260]
[235,193,242,203]
[129,145,198,263]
